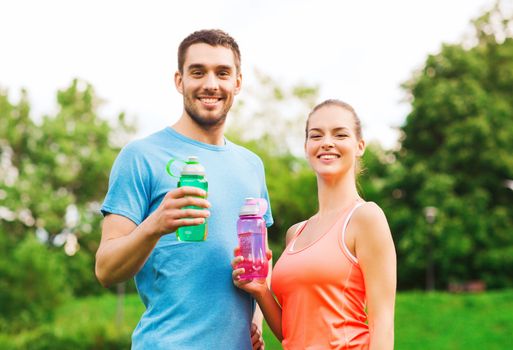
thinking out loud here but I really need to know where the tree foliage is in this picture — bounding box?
[0,79,134,329]
[227,70,320,255]
[389,1,513,289]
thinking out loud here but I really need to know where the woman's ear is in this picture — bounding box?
[356,139,366,157]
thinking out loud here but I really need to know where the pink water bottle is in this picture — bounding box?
[237,198,269,280]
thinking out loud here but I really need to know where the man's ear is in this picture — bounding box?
[174,71,183,94]
[234,72,242,95]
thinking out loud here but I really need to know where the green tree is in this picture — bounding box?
[227,70,319,255]
[0,79,134,329]
[390,1,513,289]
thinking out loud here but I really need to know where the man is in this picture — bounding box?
[95,29,273,349]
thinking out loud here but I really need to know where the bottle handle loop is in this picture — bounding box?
[165,157,187,178]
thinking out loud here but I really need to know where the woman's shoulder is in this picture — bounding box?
[353,201,386,221]
[349,201,395,267]
[285,221,307,245]
[350,201,390,238]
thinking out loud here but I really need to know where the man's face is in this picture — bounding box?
[175,43,242,129]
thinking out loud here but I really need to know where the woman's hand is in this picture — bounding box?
[231,248,271,299]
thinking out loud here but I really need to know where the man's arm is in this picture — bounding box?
[251,307,265,350]
[95,187,210,287]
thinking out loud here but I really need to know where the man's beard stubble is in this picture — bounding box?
[183,94,230,131]
[185,105,227,131]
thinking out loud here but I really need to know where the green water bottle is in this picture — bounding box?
[177,156,208,241]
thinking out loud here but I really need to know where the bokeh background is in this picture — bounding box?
[1,0,512,349]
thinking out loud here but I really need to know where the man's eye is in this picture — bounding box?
[191,71,203,76]
[218,71,230,77]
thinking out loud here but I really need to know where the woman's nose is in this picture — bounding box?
[321,136,334,149]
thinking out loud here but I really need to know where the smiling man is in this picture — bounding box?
[95,30,273,349]
[176,42,239,132]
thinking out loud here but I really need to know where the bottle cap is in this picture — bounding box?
[180,156,205,176]
[239,198,267,216]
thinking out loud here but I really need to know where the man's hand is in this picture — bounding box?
[145,186,210,237]
[251,323,265,350]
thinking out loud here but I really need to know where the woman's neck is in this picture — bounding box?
[316,173,360,217]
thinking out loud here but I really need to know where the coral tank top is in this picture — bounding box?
[271,202,369,349]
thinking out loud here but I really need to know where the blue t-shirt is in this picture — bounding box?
[101,127,273,349]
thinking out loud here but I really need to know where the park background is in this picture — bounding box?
[1,0,513,349]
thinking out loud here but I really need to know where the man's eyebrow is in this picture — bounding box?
[186,64,234,71]
[216,65,234,71]
[186,64,205,70]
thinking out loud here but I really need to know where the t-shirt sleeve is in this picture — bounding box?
[258,159,274,228]
[100,143,150,226]
[262,188,274,228]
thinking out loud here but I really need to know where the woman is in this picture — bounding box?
[232,99,396,349]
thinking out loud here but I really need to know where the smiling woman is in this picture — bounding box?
[304,100,365,179]
[232,99,397,350]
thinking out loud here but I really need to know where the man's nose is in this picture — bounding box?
[203,72,219,90]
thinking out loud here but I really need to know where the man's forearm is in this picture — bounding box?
[95,219,160,287]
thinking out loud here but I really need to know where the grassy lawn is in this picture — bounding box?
[4,290,512,349]
[263,290,513,349]
[395,290,513,350]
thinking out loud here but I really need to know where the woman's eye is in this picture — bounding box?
[309,134,322,139]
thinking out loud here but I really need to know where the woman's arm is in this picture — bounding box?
[232,255,283,341]
[350,202,396,350]
[231,223,304,340]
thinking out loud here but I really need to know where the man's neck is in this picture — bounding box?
[172,114,225,146]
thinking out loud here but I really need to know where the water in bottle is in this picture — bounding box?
[237,198,268,279]
[177,156,208,241]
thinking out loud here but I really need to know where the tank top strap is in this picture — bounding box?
[288,220,307,252]
[340,201,365,264]
[293,220,307,237]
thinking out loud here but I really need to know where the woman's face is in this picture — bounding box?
[305,105,365,179]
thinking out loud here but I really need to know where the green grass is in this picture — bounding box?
[262,320,282,349]
[4,290,513,349]
[395,290,513,350]
[52,293,143,339]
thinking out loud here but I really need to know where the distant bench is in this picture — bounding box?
[448,280,486,293]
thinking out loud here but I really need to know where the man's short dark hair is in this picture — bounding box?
[178,29,241,73]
